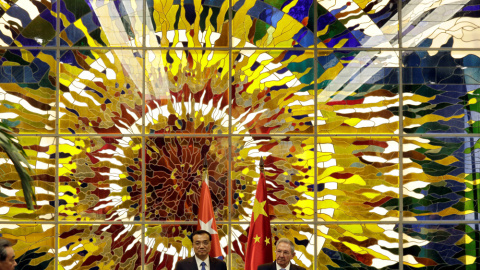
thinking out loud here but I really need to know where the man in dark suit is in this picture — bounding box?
[257,238,306,270]
[175,230,227,270]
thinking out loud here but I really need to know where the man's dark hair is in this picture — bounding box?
[0,239,13,261]
[191,230,212,241]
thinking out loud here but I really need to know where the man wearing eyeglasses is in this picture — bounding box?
[175,230,227,270]
[257,238,305,270]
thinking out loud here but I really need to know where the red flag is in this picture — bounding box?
[245,170,273,270]
[197,174,223,259]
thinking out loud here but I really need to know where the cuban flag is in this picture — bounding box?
[197,173,224,259]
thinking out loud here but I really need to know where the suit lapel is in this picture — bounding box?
[209,257,216,269]
[190,256,199,270]
[274,261,299,270]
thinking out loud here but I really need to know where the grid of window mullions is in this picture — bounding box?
[2,0,478,269]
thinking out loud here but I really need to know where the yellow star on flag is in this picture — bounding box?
[254,235,261,243]
[265,237,270,245]
[252,198,268,221]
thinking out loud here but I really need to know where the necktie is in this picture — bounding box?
[201,261,206,270]
[280,269,286,270]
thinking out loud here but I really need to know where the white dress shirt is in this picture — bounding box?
[195,255,210,270]
[276,262,291,270]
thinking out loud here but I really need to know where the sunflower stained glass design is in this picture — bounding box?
[0,0,479,269]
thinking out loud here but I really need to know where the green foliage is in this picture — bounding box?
[0,122,36,210]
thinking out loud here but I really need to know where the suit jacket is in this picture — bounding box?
[175,256,227,270]
[257,261,306,270]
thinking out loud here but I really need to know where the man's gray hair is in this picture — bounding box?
[0,239,13,261]
[276,238,295,254]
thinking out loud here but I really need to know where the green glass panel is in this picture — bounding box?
[403,137,480,220]
[403,224,480,270]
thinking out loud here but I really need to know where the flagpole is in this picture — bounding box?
[260,156,264,172]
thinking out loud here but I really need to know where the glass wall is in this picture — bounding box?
[0,0,479,269]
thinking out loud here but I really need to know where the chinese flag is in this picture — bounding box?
[245,170,273,270]
[197,174,223,259]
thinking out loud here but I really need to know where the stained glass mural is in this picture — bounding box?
[232,50,315,134]
[232,136,316,222]
[403,137,480,220]
[145,136,229,221]
[0,136,55,221]
[0,1,56,47]
[150,0,230,48]
[59,49,144,134]
[0,0,479,269]
[401,0,480,49]
[0,49,57,134]
[232,0,315,48]
[58,224,142,269]
[403,224,480,269]
[58,136,143,221]
[317,50,400,134]
[403,51,480,133]
[0,225,55,269]
[146,50,229,134]
[317,223,399,270]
